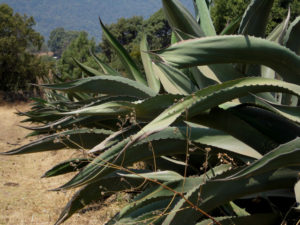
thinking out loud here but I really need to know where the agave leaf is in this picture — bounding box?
[196,214,280,225]
[54,126,260,190]
[162,167,300,224]
[140,35,160,94]
[267,8,290,44]
[192,106,278,154]
[115,165,231,223]
[155,35,300,84]
[238,0,275,37]
[126,77,300,152]
[61,94,182,122]
[99,19,147,85]
[295,180,300,210]
[229,104,300,144]
[42,158,91,178]
[253,94,300,123]
[283,16,300,55]
[40,76,156,99]
[1,129,112,155]
[220,16,242,35]
[222,138,300,180]
[118,171,183,183]
[193,0,216,36]
[153,62,198,95]
[54,170,147,225]
[73,57,105,77]
[162,0,204,37]
[90,50,120,76]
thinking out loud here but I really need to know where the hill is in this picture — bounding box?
[0,0,194,42]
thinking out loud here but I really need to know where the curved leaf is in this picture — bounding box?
[140,35,160,94]
[40,76,156,99]
[193,0,216,36]
[155,35,300,84]
[42,158,91,178]
[283,16,300,55]
[162,0,204,37]
[238,0,275,37]
[100,19,147,85]
[1,129,112,155]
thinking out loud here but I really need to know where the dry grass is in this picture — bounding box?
[0,102,126,225]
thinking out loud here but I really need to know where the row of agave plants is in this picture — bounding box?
[2,0,300,224]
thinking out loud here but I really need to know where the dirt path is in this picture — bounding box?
[0,103,122,225]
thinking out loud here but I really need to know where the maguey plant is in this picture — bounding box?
[2,0,300,224]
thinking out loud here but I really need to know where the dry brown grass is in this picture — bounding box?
[0,102,125,225]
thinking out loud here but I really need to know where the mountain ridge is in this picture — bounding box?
[0,0,194,42]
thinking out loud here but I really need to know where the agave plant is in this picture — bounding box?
[2,0,300,224]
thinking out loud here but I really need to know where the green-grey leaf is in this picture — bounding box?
[193,0,216,36]
[162,0,204,37]
[42,158,91,178]
[99,19,147,85]
[140,35,160,94]
[222,138,300,180]
[155,35,300,84]
[238,0,275,37]
[90,50,120,75]
[41,76,156,99]
[153,62,198,95]
[1,128,112,155]
[283,16,300,55]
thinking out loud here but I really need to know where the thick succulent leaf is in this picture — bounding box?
[126,77,300,152]
[162,0,205,37]
[1,129,112,155]
[153,62,198,95]
[196,214,280,225]
[238,0,275,37]
[90,50,120,75]
[61,94,182,122]
[118,171,183,183]
[192,106,278,154]
[89,125,142,154]
[54,170,146,225]
[40,76,156,99]
[55,126,259,190]
[267,9,290,44]
[73,57,105,77]
[162,167,300,224]
[162,0,204,37]
[155,35,300,84]
[295,180,300,210]
[220,16,242,35]
[193,0,216,36]
[253,94,300,123]
[140,35,160,94]
[115,165,231,222]
[283,16,300,55]
[229,105,300,144]
[42,158,91,178]
[223,138,300,180]
[100,19,147,85]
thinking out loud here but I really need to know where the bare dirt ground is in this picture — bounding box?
[0,102,124,225]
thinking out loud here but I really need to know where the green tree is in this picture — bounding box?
[0,4,49,98]
[211,0,300,34]
[47,27,81,57]
[99,9,171,72]
[57,31,97,80]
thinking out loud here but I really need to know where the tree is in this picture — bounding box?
[0,4,50,99]
[47,27,81,57]
[211,0,300,34]
[99,9,171,72]
[57,31,97,80]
